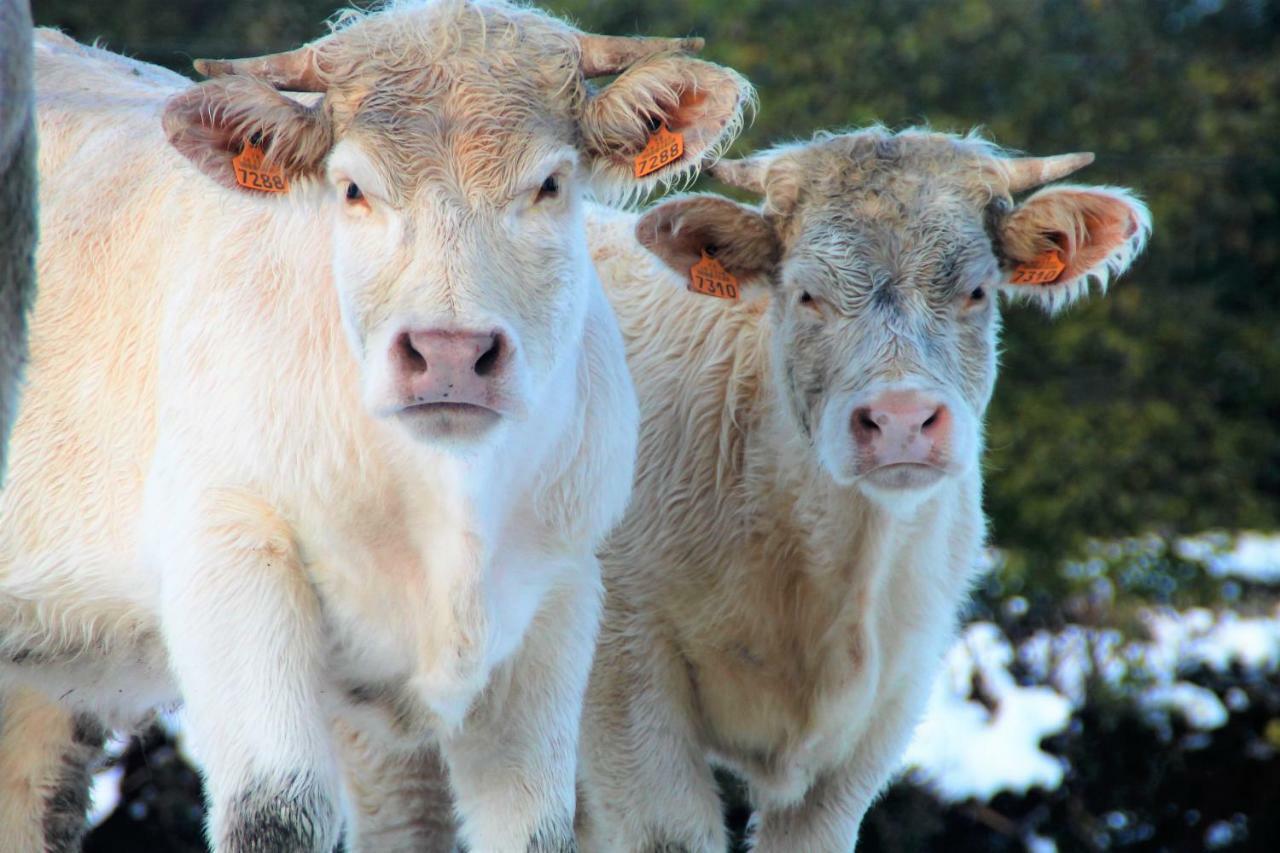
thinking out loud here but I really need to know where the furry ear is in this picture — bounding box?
[998,185,1151,311]
[163,77,332,192]
[636,193,778,288]
[580,53,752,202]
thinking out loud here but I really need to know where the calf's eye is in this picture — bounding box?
[800,291,815,305]
[345,182,364,203]
[969,286,985,302]
[536,175,560,203]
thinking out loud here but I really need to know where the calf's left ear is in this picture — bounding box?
[636,194,778,293]
[580,53,752,201]
[997,185,1152,310]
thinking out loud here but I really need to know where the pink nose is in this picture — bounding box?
[851,390,950,466]
[391,328,508,408]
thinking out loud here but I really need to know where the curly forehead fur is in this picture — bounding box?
[758,128,1009,226]
[312,0,587,201]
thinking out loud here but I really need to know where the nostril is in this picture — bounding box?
[921,405,947,435]
[853,408,881,437]
[473,333,503,377]
[396,332,427,374]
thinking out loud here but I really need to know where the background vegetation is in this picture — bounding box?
[32,0,1280,849]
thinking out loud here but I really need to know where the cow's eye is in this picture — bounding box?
[345,182,364,203]
[536,175,560,203]
[969,286,985,302]
[799,291,820,311]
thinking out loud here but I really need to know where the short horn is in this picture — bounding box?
[578,34,704,77]
[710,157,768,195]
[194,44,326,93]
[1002,152,1095,193]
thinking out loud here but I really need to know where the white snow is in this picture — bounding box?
[903,623,1071,801]
[88,733,132,828]
[904,585,1280,801]
[1177,532,1280,584]
[1140,681,1228,730]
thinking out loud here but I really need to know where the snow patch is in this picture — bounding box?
[903,623,1071,801]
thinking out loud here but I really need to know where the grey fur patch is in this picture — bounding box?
[41,714,106,853]
[524,814,577,853]
[222,772,339,853]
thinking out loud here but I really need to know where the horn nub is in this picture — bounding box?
[578,34,704,77]
[710,157,768,195]
[1003,152,1095,192]
[193,45,326,93]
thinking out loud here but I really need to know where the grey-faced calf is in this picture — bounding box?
[580,127,1150,851]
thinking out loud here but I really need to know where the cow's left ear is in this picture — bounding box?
[997,185,1151,310]
[636,193,778,297]
[580,53,752,201]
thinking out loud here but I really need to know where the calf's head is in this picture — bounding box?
[638,129,1149,501]
[163,0,749,445]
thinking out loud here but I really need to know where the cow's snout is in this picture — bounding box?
[851,389,950,470]
[391,328,509,410]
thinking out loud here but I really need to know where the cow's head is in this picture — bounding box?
[637,129,1150,505]
[163,0,749,446]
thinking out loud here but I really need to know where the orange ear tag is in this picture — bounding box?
[1010,250,1066,285]
[633,123,685,179]
[689,250,740,300]
[231,140,288,194]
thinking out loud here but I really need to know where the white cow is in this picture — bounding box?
[0,0,36,483]
[579,128,1150,851]
[0,1,749,850]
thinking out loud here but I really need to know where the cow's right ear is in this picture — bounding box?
[636,193,779,290]
[163,77,332,193]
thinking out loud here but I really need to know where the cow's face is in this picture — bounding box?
[165,0,749,447]
[638,130,1149,505]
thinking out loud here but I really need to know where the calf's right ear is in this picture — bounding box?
[163,77,332,193]
[636,194,779,288]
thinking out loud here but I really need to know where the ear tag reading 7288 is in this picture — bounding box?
[689,250,739,300]
[1010,250,1065,285]
[232,140,288,194]
[634,124,685,179]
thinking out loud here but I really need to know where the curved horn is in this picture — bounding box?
[1002,152,1095,193]
[709,157,768,195]
[578,34,704,77]
[194,44,326,93]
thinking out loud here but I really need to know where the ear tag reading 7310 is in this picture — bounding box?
[232,140,288,194]
[689,250,739,300]
[1010,250,1065,285]
[634,123,685,179]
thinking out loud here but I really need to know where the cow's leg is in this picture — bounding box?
[747,686,925,852]
[439,562,600,853]
[336,721,456,853]
[576,609,726,853]
[0,686,105,853]
[158,493,342,853]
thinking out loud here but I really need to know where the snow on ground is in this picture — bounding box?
[1177,531,1280,584]
[903,602,1280,803]
[903,623,1072,802]
[88,733,132,828]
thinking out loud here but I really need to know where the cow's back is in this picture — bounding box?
[0,34,191,623]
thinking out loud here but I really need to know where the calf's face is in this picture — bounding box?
[638,130,1150,502]
[164,0,748,446]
